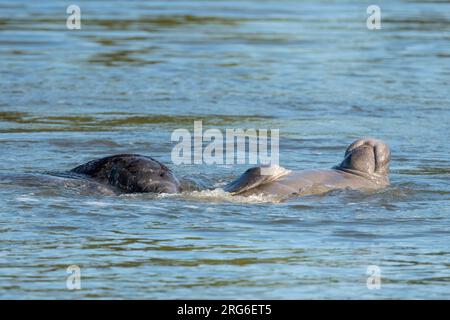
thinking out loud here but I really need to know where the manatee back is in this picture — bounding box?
[71,154,179,193]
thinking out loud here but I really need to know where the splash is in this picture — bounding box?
[159,188,284,204]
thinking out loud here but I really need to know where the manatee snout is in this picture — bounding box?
[338,138,390,176]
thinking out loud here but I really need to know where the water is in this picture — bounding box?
[0,0,449,299]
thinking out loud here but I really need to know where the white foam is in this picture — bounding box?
[16,194,39,203]
[173,188,284,204]
[84,201,111,207]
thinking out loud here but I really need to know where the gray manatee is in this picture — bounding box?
[70,154,181,194]
[223,138,391,199]
[0,138,390,198]
[0,154,181,195]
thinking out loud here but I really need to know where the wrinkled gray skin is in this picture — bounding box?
[0,154,181,195]
[70,154,181,194]
[0,138,389,197]
[223,138,391,199]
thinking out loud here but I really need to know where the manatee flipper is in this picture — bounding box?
[223,165,291,195]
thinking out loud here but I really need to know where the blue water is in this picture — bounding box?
[0,0,449,299]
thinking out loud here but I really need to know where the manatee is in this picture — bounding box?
[223,138,390,199]
[70,154,181,194]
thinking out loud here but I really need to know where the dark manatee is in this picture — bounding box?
[71,154,181,194]
[223,138,391,199]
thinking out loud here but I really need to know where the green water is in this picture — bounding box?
[0,0,449,299]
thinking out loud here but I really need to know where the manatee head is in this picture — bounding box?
[135,164,181,194]
[334,138,390,183]
[71,154,181,194]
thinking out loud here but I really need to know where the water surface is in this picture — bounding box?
[0,0,449,299]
